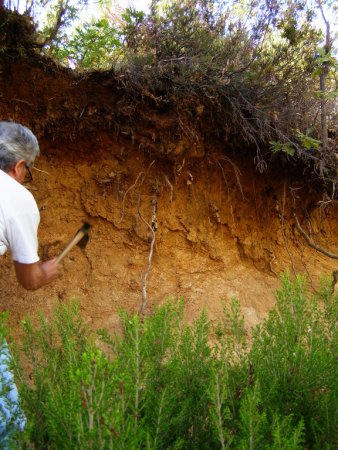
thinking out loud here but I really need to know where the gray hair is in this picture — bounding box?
[0,121,40,172]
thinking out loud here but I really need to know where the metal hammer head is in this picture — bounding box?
[56,222,91,263]
[77,222,91,249]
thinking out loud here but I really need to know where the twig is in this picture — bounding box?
[159,56,187,64]
[292,209,338,259]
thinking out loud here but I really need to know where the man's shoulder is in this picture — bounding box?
[0,169,37,209]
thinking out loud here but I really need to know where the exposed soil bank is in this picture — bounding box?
[0,55,337,337]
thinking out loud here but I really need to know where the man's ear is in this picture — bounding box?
[8,159,26,182]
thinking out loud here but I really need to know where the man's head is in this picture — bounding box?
[0,121,40,182]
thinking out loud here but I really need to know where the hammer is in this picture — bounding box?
[56,222,91,264]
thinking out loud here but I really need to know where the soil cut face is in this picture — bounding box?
[0,55,337,338]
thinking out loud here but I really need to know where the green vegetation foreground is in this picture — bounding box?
[2,274,337,448]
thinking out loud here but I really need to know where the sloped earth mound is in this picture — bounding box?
[0,55,337,339]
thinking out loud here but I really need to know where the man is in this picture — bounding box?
[0,120,59,445]
[0,121,59,288]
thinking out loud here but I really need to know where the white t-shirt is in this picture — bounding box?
[0,169,40,263]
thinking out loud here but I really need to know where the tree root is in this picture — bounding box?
[118,160,155,224]
[139,197,158,316]
[292,209,338,260]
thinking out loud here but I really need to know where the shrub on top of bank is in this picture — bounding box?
[1,2,337,190]
[7,273,338,448]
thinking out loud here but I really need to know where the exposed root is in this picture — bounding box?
[32,166,50,175]
[119,172,144,224]
[298,246,317,293]
[119,160,155,224]
[216,157,246,200]
[277,185,297,276]
[278,209,296,276]
[318,196,337,222]
[292,209,338,260]
[164,175,174,202]
[138,197,158,316]
[264,248,278,277]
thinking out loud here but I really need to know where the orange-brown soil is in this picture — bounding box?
[0,56,337,339]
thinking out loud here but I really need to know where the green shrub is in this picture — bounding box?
[8,274,337,448]
[249,274,337,448]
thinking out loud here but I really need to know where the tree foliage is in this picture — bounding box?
[3,0,89,48]
[53,18,122,69]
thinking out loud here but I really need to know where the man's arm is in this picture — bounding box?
[14,258,59,290]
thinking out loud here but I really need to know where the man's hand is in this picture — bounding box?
[14,258,59,290]
[41,258,59,284]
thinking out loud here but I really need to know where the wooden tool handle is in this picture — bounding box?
[56,230,87,264]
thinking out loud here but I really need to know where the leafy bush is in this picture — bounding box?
[249,274,337,448]
[2,2,337,189]
[8,274,337,448]
[53,19,122,69]
[119,0,337,185]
